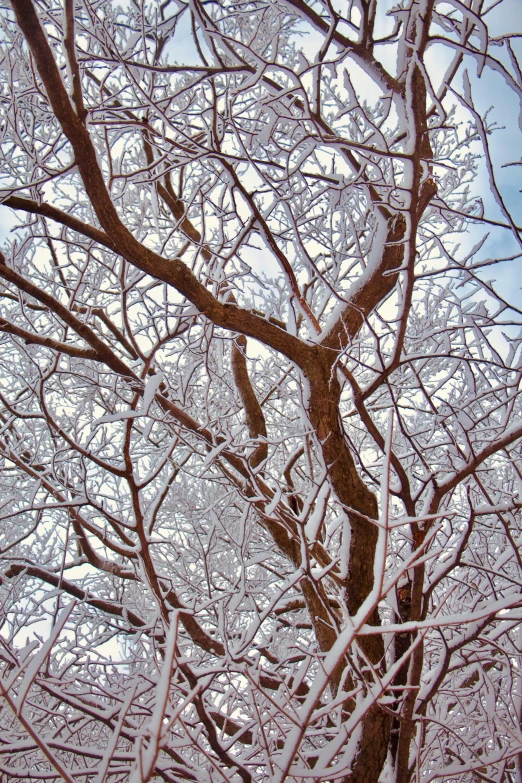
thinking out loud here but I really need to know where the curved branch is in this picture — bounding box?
[7,0,312,367]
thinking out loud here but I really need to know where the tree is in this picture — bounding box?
[0,0,521,780]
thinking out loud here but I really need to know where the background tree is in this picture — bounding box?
[0,0,521,780]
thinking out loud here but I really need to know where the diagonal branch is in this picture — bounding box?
[0,316,99,360]
[8,0,311,367]
[434,421,522,504]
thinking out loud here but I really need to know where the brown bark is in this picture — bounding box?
[231,335,268,468]
[304,352,390,782]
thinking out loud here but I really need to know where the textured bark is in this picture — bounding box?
[351,703,392,783]
[322,214,407,352]
[305,357,390,782]
[231,335,268,468]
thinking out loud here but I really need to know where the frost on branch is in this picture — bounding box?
[0,0,521,781]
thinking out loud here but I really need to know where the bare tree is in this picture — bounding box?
[0,0,521,780]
